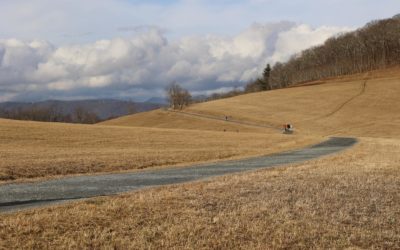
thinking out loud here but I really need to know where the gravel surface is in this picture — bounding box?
[0,137,357,213]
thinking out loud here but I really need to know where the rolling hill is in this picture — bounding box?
[1,67,400,249]
[102,67,400,138]
[3,66,399,182]
[0,117,316,182]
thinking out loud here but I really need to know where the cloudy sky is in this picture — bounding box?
[0,0,399,102]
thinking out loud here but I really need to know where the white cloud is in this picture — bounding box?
[270,25,350,62]
[0,23,351,101]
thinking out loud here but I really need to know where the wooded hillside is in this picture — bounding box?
[268,15,400,87]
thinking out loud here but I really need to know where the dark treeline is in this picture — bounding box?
[264,15,400,88]
[0,105,101,124]
[0,99,155,124]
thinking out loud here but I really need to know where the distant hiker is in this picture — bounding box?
[225,116,228,121]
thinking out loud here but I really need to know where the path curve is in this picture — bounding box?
[0,137,357,213]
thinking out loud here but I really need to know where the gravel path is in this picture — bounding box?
[0,137,357,213]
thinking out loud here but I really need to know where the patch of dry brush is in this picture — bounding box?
[1,138,399,249]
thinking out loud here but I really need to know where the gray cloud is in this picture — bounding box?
[1,0,397,45]
[0,22,351,101]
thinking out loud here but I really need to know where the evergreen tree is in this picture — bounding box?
[261,64,271,90]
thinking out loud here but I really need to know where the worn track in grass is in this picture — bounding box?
[168,109,281,131]
[0,137,357,213]
[322,80,367,118]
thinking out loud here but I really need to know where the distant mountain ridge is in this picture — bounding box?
[0,99,164,121]
[144,97,168,105]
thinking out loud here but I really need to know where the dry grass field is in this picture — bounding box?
[105,67,400,138]
[187,68,400,138]
[0,118,315,182]
[1,68,400,248]
[100,109,271,133]
[1,137,399,249]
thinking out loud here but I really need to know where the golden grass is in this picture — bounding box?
[0,118,317,182]
[99,108,272,133]
[2,68,400,248]
[1,137,399,249]
[104,67,400,138]
[188,68,400,138]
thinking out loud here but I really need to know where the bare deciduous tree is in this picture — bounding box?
[166,82,192,110]
[73,106,101,124]
[245,15,400,91]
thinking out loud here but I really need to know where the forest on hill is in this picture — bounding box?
[203,15,400,102]
[265,15,400,88]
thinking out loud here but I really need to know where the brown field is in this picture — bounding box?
[104,67,400,138]
[0,118,315,182]
[1,68,400,248]
[1,137,399,249]
[100,109,272,133]
[187,69,400,138]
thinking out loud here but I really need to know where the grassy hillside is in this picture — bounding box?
[0,118,315,182]
[2,137,399,249]
[1,68,399,248]
[103,67,400,138]
[100,109,273,133]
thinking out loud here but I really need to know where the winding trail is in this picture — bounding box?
[322,80,367,118]
[0,137,357,213]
